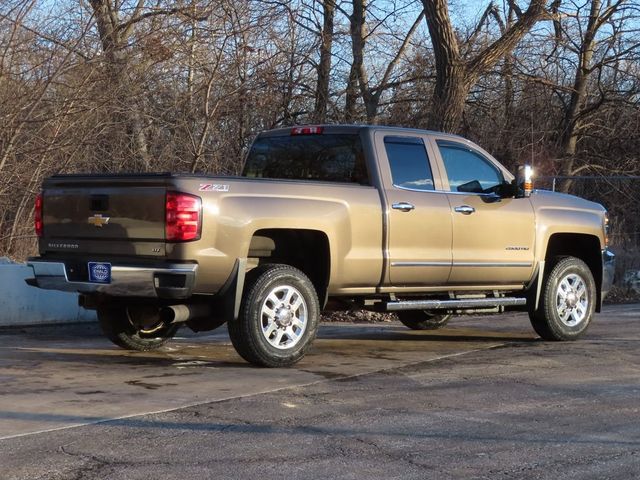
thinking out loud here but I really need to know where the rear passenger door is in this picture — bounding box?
[375,132,452,287]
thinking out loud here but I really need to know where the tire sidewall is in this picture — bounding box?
[241,267,319,366]
[543,258,596,339]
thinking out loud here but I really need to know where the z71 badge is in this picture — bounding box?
[199,184,229,192]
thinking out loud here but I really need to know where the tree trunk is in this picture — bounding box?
[559,0,601,192]
[344,63,358,122]
[89,0,152,170]
[347,1,424,124]
[422,0,464,132]
[313,0,335,123]
[429,64,469,133]
[349,0,372,123]
[422,0,545,133]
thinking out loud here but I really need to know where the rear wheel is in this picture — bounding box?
[397,311,452,330]
[529,256,596,341]
[228,264,319,367]
[98,305,179,351]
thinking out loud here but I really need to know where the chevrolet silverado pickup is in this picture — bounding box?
[26,125,615,366]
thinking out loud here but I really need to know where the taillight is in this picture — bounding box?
[165,192,201,242]
[35,193,43,237]
[291,126,323,135]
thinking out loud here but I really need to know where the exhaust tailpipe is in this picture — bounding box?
[161,304,211,324]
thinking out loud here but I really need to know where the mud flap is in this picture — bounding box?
[217,258,247,323]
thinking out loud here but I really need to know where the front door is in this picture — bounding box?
[375,132,452,287]
[433,138,535,285]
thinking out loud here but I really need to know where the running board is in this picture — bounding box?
[385,297,527,311]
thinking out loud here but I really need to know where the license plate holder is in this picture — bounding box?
[88,262,111,284]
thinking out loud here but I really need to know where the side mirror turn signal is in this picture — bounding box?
[514,164,534,198]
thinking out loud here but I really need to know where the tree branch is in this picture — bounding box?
[375,11,425,96]
[467,0,546,79]
[0,12,91,61]
[117,6,209,36]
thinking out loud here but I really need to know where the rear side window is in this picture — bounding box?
[437,141,503,193]
[243,134,369,184]
[385,136,434,191]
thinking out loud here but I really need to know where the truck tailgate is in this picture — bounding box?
[41,174,169,257]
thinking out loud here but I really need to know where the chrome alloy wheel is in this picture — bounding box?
[260,285,308,350]
[555,273,589,327]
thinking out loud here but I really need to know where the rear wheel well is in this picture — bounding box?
[248,229,330,306]
[544,233,602,310]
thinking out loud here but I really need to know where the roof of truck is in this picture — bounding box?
[258,124,467,141]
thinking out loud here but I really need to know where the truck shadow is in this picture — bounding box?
[0,325,538,371]
[317,326,538,344]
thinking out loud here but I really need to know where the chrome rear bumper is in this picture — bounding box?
[25,260,197,299]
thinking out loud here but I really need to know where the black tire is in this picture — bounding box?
[228,264,320,367]
[397,311,452,330]
[529,256,596,341]
[98,305,179,351]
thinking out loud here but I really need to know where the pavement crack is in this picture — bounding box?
[58,446,113,480]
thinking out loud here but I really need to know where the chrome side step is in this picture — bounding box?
[385,297,527,311]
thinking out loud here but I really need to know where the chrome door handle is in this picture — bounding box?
[392,202,415,212]
[454,205,475,215]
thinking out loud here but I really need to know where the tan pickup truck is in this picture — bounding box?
[27,125,615,366]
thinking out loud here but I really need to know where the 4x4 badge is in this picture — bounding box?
[88,214,110,227]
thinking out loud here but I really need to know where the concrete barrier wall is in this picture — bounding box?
[0,264,96,326]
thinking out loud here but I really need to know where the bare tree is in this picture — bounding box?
[1,0,639,261]
[313,0,335,122]
[421,0,546,133]
[553,0,640,190]
[87,0,208,170]
[344,0,426,123]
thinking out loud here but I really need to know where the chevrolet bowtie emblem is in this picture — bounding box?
[88,214,110,227]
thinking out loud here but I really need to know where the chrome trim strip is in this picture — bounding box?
[442,190,501,197]
[391,261,532,268]
[392,184,437,193]
[390,185,501,197]
[391,261,450,267]
[454,262,532,267]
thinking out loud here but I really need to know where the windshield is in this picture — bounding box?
[243,134,369,185]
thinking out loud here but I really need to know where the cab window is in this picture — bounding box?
[437,141,503,194]
[243,134,369,185]
[385,136,435,191]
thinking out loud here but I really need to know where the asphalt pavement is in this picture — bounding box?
[1,304,639,479]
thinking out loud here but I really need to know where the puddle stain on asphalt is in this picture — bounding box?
[125,380,179,390]
[0,323,539,439]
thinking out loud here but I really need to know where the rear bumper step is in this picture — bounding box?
[386,297,527,311]
[25,260,197,299]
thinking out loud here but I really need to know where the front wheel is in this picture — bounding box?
[529,256,596,341]
[228,264,320,367]
[98,305,179,351]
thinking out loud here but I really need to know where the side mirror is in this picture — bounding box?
[514,164,534,198]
